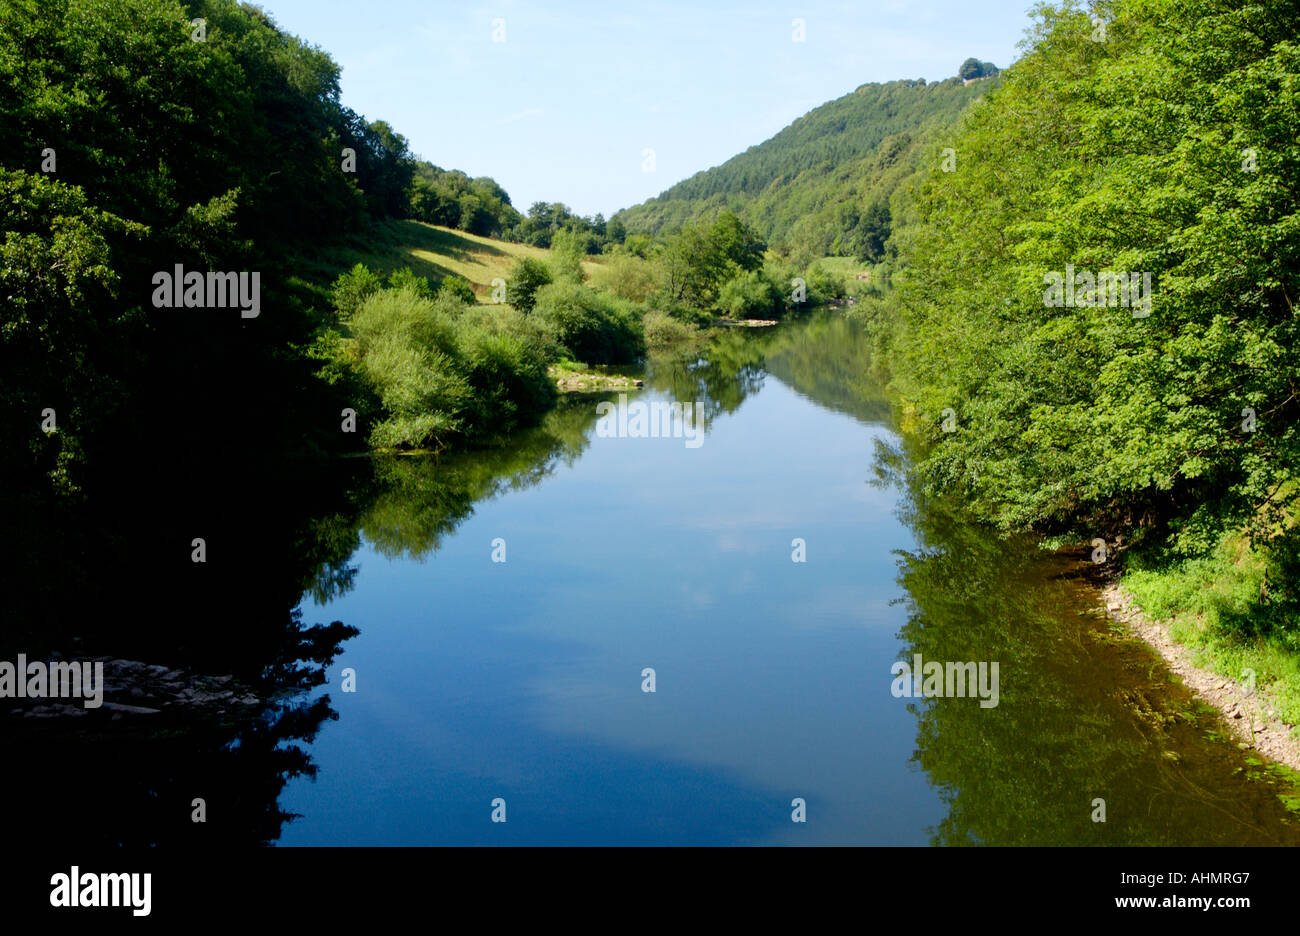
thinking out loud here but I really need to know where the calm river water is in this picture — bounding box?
[269,314,1300,845]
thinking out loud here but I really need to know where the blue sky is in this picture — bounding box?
[255,1,1039,217]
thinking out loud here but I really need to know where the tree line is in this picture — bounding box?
[857,0,1300,657]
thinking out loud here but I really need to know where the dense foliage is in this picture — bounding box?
[0,0,416,504]
[409,163,520,236]
[584,209,836,324]
[339,281,557,449]
[881,0,1300,546]
[531,281,646,365]
[407,169,621,252]
[854,0,1300,656]
[958,57,1000,80]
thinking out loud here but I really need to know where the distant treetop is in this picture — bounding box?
[958,58,1000,81]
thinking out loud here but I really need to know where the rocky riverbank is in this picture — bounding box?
[6,656,261,721]
[1102,584,1300,773]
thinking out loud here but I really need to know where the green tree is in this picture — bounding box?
[661,211,766,310]
[880,0,1300,575]
[506,256,554,314]
[549,228,588,282]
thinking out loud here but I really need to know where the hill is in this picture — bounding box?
[611,75,996,262]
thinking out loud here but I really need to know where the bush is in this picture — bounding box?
[660,298,713,327]
[505,256,553,313]
[386,267,435,298]
[643,310,699,348]
[717,269,784,319]
[456,314,558,434]
[621,234,654,259]
[803,261,844,304]
[348,288,470,448]
[331,263,383,321]
[764,261,810,309]
[592,253,657,301]
[437,275,478,305]
[531,281,646,365]
[343,285,556,448]
[549,228,588,282]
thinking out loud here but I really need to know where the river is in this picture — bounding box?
[8,312,1300,846]
[267,312,1300,845]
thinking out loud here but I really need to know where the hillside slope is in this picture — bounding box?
[293,219,602,303]
[612,75,997,261]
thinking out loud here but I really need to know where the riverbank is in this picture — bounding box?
[5,656,262,724]
[550,363,644,392]
[1102,584,1300,773]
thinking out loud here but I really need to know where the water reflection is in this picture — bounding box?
[877,486,1300,845]
[8,312,1300,845]
[2,448,362,846]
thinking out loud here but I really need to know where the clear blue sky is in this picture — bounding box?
[254,0,1038,217]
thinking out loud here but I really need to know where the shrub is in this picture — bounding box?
[549,228,588,282]
[717,268,784,319]
[531,281,645,364]
[331,263,383,321]
[505,256,553,313]
[437,275,478,305]
[803,261,845,304]
[643,309,699,348]
[592,253,657,302]
[457,318,557,434]
[344,285,557,448]
[386,267,435,297]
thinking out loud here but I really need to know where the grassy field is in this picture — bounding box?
[291,219,602,304]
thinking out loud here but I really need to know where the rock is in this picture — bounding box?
[101,702,162,715]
